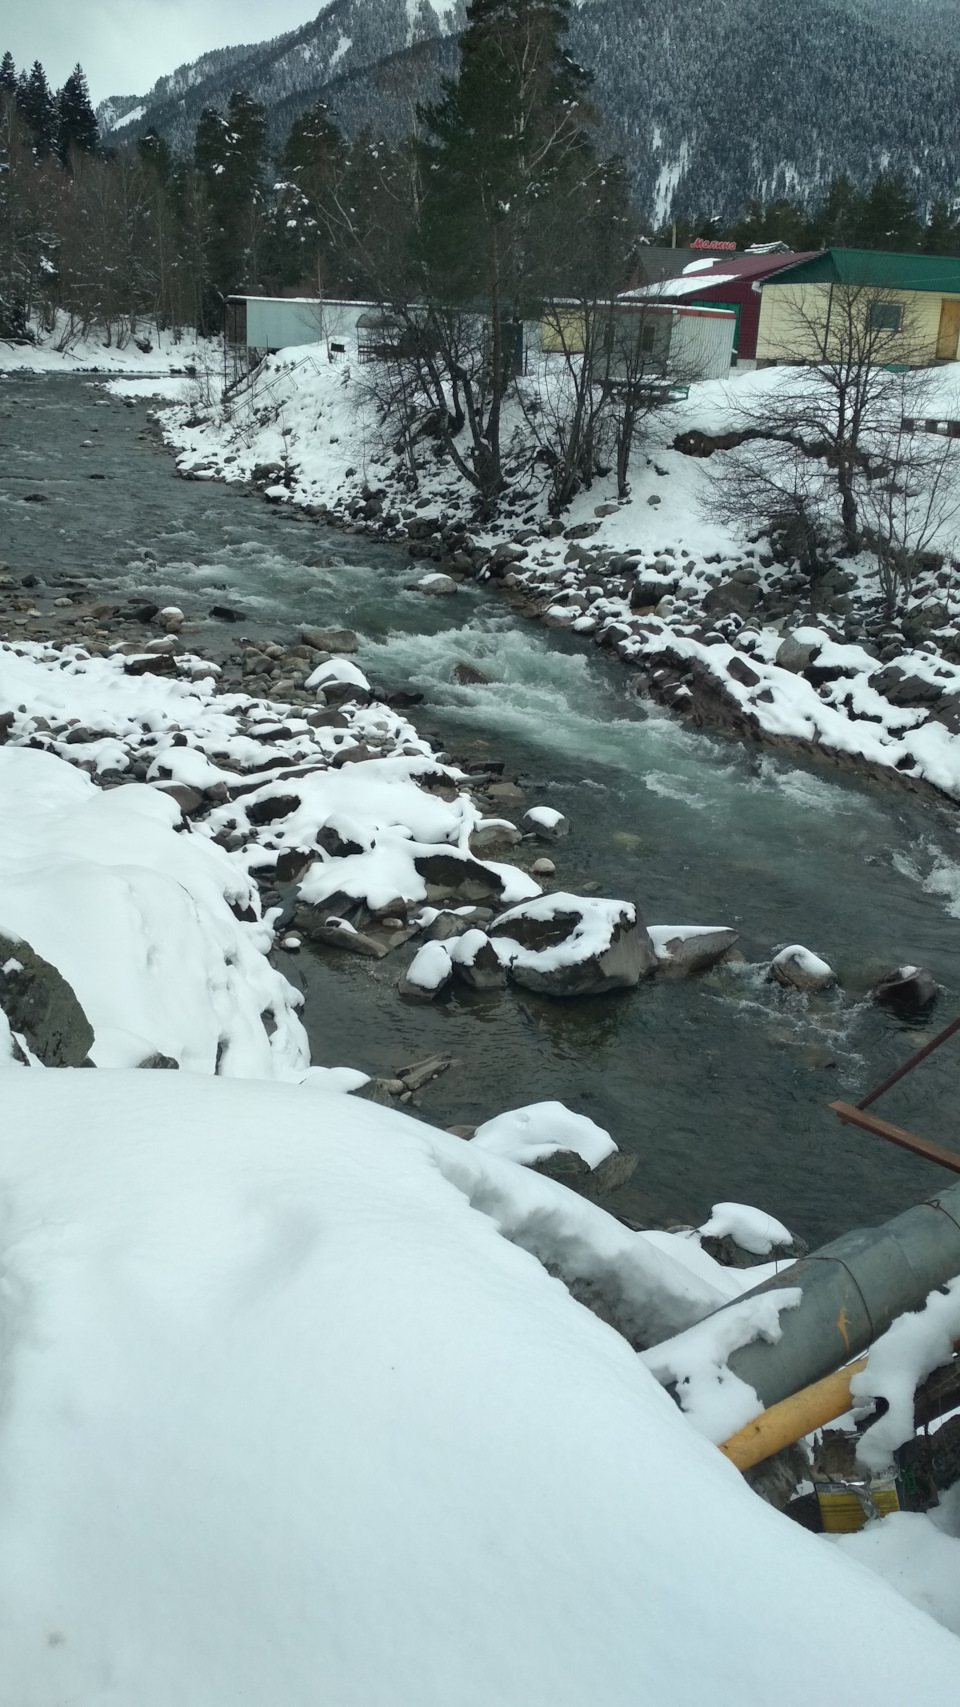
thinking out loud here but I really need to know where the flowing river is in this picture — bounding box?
[4,370,960,1244]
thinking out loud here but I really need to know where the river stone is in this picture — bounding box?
[776,635,821,674]
[700,1229,809,1269]
[529,1146,639,1199]
[490,897,657,997]
[295,914,388,958]
[409,573,458,595]
[0,933,95,1065]
[451,935,507,991]
[469,822,523,853]
[872,964,938,1012]
[351,1077,405,1106]
[414,851,505,905]
[301,627,358,654]
[523,807,569,842]
[648,926,740,977]
[867,665,945,707]
[704,579,760,616]
[453,661,492,686]
[769,945,837,993]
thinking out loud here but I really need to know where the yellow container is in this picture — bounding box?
[816,1479,900,1533]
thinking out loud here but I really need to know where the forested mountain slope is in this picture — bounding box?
[98,0,960,221]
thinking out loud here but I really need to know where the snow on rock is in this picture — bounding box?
[851,1276,960,1472]
[398,939,453,1000]
[641,1288,804,1442]
[304,656,371,696]
[769,943,837,992]
[523,805,569,841]
[0,746,307,1076]
[648,924,739,975]
[472,1100,618,1169]
[698,1201,795,1257]
[1,1070,957,1705]
[490,891,657,995]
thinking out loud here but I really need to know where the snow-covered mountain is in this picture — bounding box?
[97,0,960,222]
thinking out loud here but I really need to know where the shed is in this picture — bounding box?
[619,251,819,365]
[225,296,375,361]
[539,301,736,382]
[755,250,960,366]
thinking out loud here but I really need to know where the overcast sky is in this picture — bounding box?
[5,2,322,103]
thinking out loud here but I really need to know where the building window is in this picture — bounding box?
[869,301,903,332]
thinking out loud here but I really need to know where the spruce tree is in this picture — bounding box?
[17,61,56,156]
[854,172,919,252]
[56,64,99,165]
[271,101,348,289]
[194,91,267,316]
[0,52,17,102]
[418,0,599,310]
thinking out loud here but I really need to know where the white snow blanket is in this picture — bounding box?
[0,745,306,1075]
[0,1071,957,1705]
[472,1100,617,1168]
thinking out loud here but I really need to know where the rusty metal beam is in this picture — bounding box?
[831,1100,960,1174]
[857,1015,960,1112]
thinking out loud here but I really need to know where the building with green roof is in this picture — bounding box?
[755,248,960,366]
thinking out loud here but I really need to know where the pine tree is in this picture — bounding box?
[924,198,960,257]
[418,0,600,309]
[811,175,864,249]
[271,101,349,290]
[17,61,56,156]
[854,172,919,251]
[0,52,17,102]
[56,64,99,165]
[194,91,267,316]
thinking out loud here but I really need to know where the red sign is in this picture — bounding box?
[690,238,737,251]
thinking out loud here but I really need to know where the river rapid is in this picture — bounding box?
[4,370,960,1244]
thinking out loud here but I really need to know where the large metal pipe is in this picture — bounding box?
[653,1181,960,1414]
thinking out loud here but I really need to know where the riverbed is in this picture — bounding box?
[4,369,960,1244]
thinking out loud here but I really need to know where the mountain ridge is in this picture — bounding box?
[96,0,960,223]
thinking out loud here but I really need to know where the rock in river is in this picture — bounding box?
[872,964,938,1012]
[398,940,453,1001]
[489,893,656,996]
[648,925,739,977]
[769,944,837,993]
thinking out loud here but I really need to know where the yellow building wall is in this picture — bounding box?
[540,309,588,353]
[756,280,960,365]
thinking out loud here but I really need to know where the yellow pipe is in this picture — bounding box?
[718,1356,868,1472]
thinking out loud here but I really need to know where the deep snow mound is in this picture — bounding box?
[0,1071,957,1706]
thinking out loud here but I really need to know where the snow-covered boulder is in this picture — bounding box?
[698,1202,805,1268]
[490,892,657,996]
[304,657,371,700]
[472,1100,617,1168]
[0,1070,957,1704]
[471,1099,637,1198]
[0,931,94,1066]
[648,925,739,977]
[448,928,508,990]
[769,944,837,993]
[0,746,307,1076]
[523,805,570,842]
[409,572,458,595]
[398,940,453,1002]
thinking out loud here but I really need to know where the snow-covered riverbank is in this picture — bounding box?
[153,348,960,804]
[4,364,960,1688]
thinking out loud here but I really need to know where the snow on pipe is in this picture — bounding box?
[651,1180,960,1416]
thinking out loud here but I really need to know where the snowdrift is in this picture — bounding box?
[0,1070,957,1706]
